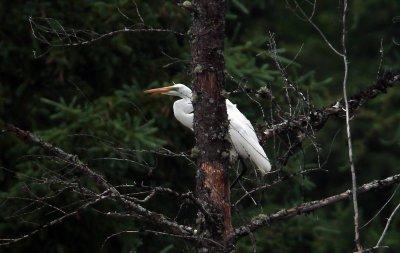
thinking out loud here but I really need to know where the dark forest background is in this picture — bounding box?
[1,0,400,252]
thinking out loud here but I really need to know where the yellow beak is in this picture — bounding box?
[144,86,172,95]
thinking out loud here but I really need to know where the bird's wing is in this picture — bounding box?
[226,100,258,142]
[226,99,271,174]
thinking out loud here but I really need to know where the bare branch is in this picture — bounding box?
[289,0,343,57]
[232,172,400,241]
[339,0,363,250]
[3,124,194,238]
[5,124,112,191]
[361,185,399,229]
[233,167,321,206]
[29,17,183,49]
[0,193,109,246]
[261,71,400,165]
[375,201,400,248]
[262,71,400,140]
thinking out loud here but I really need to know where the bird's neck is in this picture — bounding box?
[178,92,192,100]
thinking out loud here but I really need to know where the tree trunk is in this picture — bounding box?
[189,0,233,251]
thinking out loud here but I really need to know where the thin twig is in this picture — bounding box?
[29,17,183,49]
[3,124,194,237]
[375,201,400,248]
[0,194,109,246]
[291,0,343,57]
[361,184,399,229]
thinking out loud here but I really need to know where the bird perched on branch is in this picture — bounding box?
[144,83,271,175]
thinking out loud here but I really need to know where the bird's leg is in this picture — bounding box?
[230,158,249,189]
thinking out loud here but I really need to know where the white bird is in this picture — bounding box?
[144,83,271,175]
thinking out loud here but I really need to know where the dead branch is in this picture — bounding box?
[29,17,183,49]
[261,71,400,165]
[0,193,109,246]
[3,124,194,238]
[339,0,363,250]
[375,202,400,248]
[5,124,112,191]
[233,172,400,241]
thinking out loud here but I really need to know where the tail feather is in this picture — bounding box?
[250,149,271,175]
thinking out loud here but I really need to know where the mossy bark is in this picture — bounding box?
[189,0,233,251]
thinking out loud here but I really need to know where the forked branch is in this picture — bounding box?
[3,124,194,238]
[262,71,400,165]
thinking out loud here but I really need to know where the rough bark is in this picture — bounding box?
[189,0,233,251]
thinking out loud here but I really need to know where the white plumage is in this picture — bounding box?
[145,83,271,175]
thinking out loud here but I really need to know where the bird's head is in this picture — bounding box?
[144,83,192,99]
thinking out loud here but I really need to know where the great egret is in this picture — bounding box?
[144,83,271,175]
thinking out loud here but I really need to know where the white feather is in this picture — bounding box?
[169,84,271,175]
[226,100,271,174]
[173,99,193,130]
